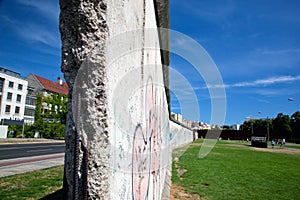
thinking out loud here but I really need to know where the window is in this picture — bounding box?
[8,81,14,88]
[25,96,37,106]
[24,107,35,116]
[16,94,21,102]
[5,105,11,113]
[18,84,23,90]
[7,92,12,101]
[15,106,20,114]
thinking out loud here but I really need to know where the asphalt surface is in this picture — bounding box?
[0,142,65,160]
[0,141,65,177]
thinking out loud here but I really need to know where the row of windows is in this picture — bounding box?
[5,105,20,114]
[3,105,35,116]
[6,92,22,102]
[0,79,3,92]
[8,81,23,90]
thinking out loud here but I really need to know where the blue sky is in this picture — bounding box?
[170,0,300,124]
[0,0,299,125]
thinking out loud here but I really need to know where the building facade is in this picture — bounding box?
[26,74,68,124]
[0,67,28,122]
[23,86,36,124]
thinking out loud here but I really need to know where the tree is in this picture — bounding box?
[34,95,43,131]
[241,118,271,138]
[32,94,67,139]
[291,111,300,141]
[241,120,253,132]
[272,113,292,140]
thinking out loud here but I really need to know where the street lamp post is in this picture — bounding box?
[267,117,270,141]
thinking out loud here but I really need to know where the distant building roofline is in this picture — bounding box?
[0,66,21,78]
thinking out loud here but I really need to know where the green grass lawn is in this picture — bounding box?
[172,139,300,200]
[0,166,63,200]
[1,141,300,200]
[285,145,300,149]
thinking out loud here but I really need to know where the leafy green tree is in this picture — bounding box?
[32,93,67,139]
[253,119,267,132]
[7,125,19,138]
[241,120,253,133]
[24,125,35,138]
[34,95,43,131]
[241,118,272,138]
[272,113,292,140]
[291,111,300,140]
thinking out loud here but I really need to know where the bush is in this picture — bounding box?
[7,122,65,139]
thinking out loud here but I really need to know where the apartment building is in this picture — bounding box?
[0,67,28,122]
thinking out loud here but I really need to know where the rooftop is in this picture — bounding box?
[0,67,21,78]
[34,75,68,95]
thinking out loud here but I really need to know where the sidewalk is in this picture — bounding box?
[0,138,64,144]
[0,153,64,177]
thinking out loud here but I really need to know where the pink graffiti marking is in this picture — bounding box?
[132,125,151,200]
[132,77,163,200]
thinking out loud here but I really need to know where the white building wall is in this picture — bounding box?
[0,125,8,138]
[0,72,28,121]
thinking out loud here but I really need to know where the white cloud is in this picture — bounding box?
[257,48,300,55]
[17,0,59,21]
[3,14,60,49]
[202,75,300,89]
[176,0,235,23]
[17,23,60,48]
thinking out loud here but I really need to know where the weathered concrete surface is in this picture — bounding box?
[60,0,109,199]
[59,0,193,199]
[107,1,169,199]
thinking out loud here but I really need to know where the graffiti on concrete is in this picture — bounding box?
[132,77,163,200]
[132,124,151,200]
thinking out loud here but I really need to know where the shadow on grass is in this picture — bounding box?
[39,188,64,200]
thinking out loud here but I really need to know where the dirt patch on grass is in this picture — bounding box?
[177,168,188,178]
[251,147,300,155]
[174,157,188,180]
[170,184,201,200]
[5,183,25,191]
[171,157,201,199]
[189,142,203,146]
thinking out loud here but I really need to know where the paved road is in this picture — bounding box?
[0,142,65,177]
[0,142,65,160]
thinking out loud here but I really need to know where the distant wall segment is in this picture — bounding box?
[170,120,195,150]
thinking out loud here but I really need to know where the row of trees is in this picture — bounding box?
[241,111,300,142]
